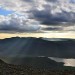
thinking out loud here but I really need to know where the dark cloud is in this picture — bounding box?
[22,0,33,2]
[0,15,41,33]
[28,1,75,26]
[46,0,58,3]
[42,27,62,31]
[31,8,75,26]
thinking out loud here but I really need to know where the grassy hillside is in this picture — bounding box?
[0,57,75,75]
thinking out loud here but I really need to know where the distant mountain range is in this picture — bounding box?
[0,37,75,58]
[0,37,75,64]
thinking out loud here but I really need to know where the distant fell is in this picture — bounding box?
[0,37,75,58]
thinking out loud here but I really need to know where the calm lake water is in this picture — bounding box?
[49,57,75,67]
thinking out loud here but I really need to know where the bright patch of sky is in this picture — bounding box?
[0,8,14,16]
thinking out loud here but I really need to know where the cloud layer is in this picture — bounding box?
[0,14,41,32]
[0,0,75,33]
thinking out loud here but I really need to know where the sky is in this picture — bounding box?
[0,8,14,16]
[0,0,75,38]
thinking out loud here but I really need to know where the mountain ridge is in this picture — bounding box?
[0,37,75,58]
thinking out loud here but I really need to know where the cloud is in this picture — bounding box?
[46,0,58,3]
[30,1,75,25]
[42,27,62,31]
[0,0,75,32]
[0,14,41,33]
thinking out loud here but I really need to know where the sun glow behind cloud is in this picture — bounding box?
[0,31,75,39]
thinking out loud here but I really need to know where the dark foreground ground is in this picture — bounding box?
[0,58,75,75]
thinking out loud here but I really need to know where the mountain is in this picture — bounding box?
[0,37,75,58]
[0,57,64,68]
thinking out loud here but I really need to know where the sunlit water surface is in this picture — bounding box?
[49,57,75,67]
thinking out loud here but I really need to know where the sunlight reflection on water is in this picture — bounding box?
[49,57,75,67]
